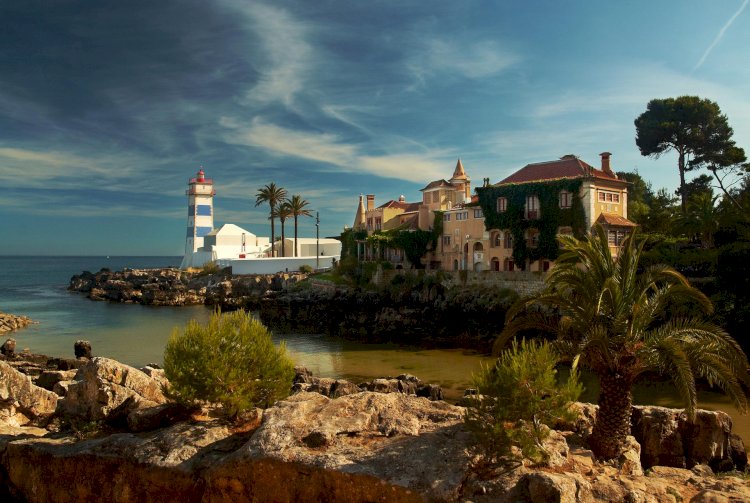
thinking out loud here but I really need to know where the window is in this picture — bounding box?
[525,195,540,219]
[598,191,620,204]
[444,213,451,221]
[456,211,469,221]
[491,231,501,248]
[432,191,439,203]
[442,235,451,246]
[526,229,539,248]
[374,217,381,231]
[474,209,483,218]
[608,229,628,246]
[366,218,373,231]
[497,197,507,212]
[424,193,429,204]
[504,231,513,249]
[559,190,571,209]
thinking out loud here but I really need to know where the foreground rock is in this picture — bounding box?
[0,361,58,427]
[2,390,750,502]
[0,312,35,334]
[293,367,444,401]
[61,357,167,421]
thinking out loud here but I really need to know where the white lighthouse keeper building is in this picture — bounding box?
[181,168,216,269]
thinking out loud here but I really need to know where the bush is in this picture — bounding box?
[163,310,295,416]
[299,264,313,274]
[464,339,582,465]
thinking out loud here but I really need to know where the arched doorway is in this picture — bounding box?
[453,259,459,271]
[473,242,484,272]
[491,257,500,271]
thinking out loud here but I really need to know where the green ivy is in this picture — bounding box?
[364,212,443,268]
[476,179,586,265]
[339,228,368,258]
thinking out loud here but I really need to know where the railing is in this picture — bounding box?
[189,177,213,184]
[186,188,216,196]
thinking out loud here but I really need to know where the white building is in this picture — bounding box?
[180,168,340,273]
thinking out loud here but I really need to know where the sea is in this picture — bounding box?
[2,255,748,444]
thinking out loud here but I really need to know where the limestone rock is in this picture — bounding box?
[61,357,167,421]
[619,435,643,477]
[1,338,16,356]
[73,340,92,359]
[0,361,58,426]
[34,370,77,392]
[242,391,469,500]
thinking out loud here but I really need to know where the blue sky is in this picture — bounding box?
[1,0,749,255]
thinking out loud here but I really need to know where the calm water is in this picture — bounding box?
[1,256,747,444]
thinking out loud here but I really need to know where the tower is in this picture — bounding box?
[449,158,471,203]
[182,168,215,268]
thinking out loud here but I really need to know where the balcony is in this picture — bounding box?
[526,210,539,220]
[189,177,213,184]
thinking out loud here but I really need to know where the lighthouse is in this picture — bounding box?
[180,168,215,269]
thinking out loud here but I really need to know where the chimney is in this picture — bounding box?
[366,194,375,211]
[600,152,614,177]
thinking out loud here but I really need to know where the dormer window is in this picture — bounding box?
[525,195,540,219]
[559,190,572,209]
[497,197,507,212]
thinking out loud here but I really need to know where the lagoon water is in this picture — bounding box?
[1,256,747,444]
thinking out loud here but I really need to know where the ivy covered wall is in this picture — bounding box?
[475,179,586,264]
[364,212,443,268]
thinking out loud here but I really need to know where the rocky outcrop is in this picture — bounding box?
[260,284,518,350]
[292,367,444,401]
[0,312,35,334]
[68,267,307,308]
[61,357,167,421]
[2,391,750,502]
[0,361,58,427]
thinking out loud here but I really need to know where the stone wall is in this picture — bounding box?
[380,269,546,298]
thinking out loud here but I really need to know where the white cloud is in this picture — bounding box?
[221,1,314,107]
[221,117,450,183]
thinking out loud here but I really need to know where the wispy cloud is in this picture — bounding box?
[693,0,749,71]
[221,1,314,107]
[220,117,451,183]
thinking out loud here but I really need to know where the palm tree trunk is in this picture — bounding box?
[294,217,298,257]
[280,220,286,257]
[270,216,276,257]
[590,373,633,459]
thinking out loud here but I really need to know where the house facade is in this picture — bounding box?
[350,152,635,271]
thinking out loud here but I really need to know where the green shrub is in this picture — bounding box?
[163,310,295,416]
[465,339,582,465]
[196,260,221,276]
[299,264,314,273]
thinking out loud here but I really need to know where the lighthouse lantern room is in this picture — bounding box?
[181,168,215,268]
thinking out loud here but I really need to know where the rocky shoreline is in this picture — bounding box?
[0,312,35,334]
[1,345,749,502]
[68,267,307,308]
[68,267,520,350]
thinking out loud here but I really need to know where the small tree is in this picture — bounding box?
[465,339,582,465]
[163,310,295,416]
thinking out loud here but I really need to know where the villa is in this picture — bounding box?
[351,153,635,271]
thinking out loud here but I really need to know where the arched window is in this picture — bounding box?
[504,231,513,249]
[490,230,501,248]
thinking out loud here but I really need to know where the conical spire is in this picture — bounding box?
[353,194,366,230]
[451,158,467,180]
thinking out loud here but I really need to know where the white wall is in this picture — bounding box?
[217,255,339,274]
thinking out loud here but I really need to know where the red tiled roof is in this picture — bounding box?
[596,213,637,227]
[497,156,619,185]
[376,200,421,211]
[420,179,454,191]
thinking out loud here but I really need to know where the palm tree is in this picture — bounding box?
[286,194,312,257]
[495,225,750,459]
[276,202,292,257]
[676,192,719,248]
[255,183,287,257]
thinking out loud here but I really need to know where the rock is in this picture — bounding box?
[61,357,167,421]
[1,338,16,356]
[73,340,92,359]
[34,370,77,392]
[243,392,469,500]
[619,435,643,477]
[631,405,740,471]
[690,490,730,503]
[126,402,193,432]
[727,433,747,471]
[52,380,72,397]
[0,361,58,426]
[0,313,35,334]
[520,472,580,503]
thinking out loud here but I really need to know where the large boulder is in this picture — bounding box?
[631,405,742,471]
[0,361,58,426]
[60,357,167,421]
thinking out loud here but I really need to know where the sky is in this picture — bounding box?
[1,0,749,255]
